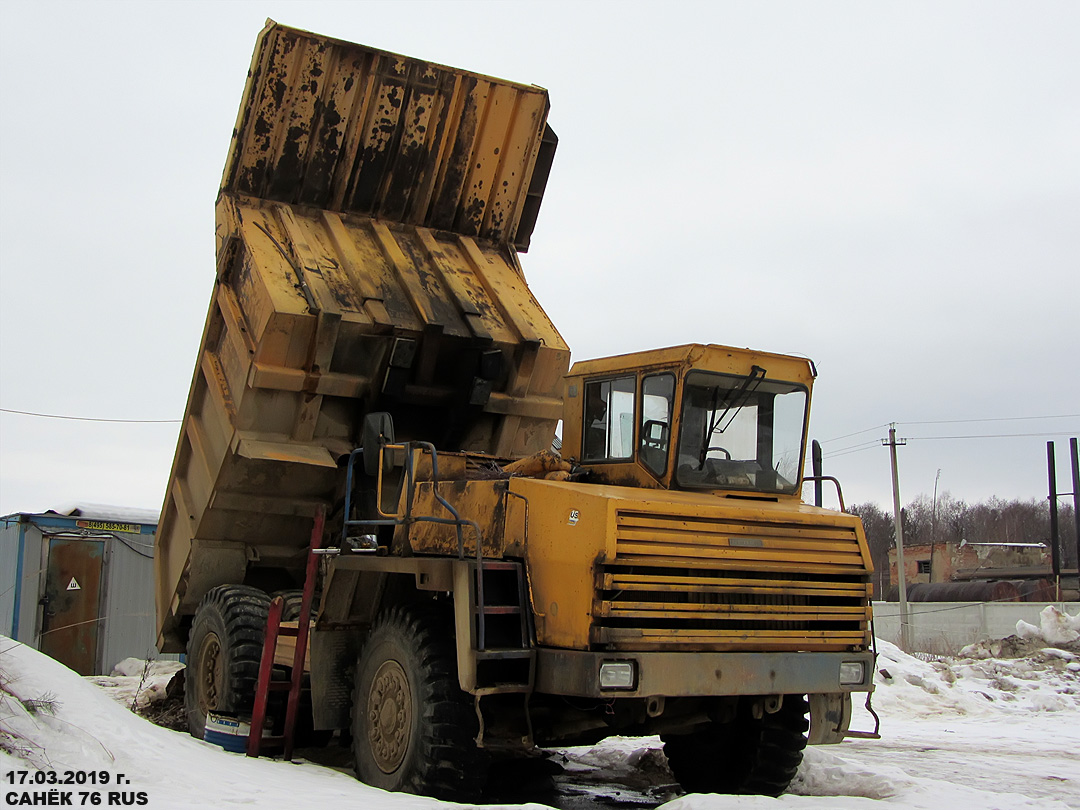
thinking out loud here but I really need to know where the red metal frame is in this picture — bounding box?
[247,505,325,759]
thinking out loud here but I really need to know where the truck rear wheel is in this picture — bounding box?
[184,584,271,738]
[270,589,304,621]
[662,694,809,796]
[352,605,487,800]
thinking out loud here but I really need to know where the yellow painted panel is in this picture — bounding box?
[513,478,613,650]
[236,437,337,468]
[220,199,568,410]
[407,480,507,558]
[567,344,816,388]
[222,22,551,249]
[484,92,549,241]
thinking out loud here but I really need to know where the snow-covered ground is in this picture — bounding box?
[2,606,1078,810]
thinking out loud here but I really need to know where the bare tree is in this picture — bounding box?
[848,502,893,598]
[846,495,1077,595]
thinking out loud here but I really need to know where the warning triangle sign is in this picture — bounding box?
[67,577,81,591]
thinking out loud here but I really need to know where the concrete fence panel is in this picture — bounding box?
[871,601,1080,655]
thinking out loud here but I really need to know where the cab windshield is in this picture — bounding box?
[675,370,807,494]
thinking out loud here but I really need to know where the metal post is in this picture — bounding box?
[284,505,326,761]
[884,425,910,650]
[812,439,823,508]
[247,597,284,757]
[1071,437,1080,583]
[1048,442,1061,601]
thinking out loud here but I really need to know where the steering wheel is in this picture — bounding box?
[704,446,731,460]
[641,419,669,450]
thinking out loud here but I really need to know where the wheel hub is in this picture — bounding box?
[197,633,223,714]
[368,659,411,773]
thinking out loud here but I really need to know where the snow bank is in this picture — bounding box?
[0,636,533,810]
[872,608,1080,716]
[85,657,185,710]
[558,735,662,775]
[785,745,1073,810]
[1015,605,1080,645]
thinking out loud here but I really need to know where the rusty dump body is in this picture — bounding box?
[156,21,568,648]
[159,22,875,799]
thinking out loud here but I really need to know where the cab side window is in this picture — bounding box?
[639,373,675,475]
[583,376,635,461]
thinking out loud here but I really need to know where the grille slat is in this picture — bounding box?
[599,601,871,618]
[617,539,866,567]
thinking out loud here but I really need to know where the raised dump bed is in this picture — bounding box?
[156,21,569,649]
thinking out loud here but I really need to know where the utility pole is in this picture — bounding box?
[884,424,910,650]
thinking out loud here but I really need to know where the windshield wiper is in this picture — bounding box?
[698,365,767,468]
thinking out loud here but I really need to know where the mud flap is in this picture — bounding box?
[807,693,852,745]
[310,628,360,730]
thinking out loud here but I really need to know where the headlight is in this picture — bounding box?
[599,660,636,690]
[839,661,866,686]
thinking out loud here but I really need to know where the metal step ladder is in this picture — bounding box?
[247,506,325,759]
[472,559,535,696]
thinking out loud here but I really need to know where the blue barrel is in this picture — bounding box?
[203,714,250,753]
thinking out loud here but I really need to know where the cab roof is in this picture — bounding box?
[567,344,816,384]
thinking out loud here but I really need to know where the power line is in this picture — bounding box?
[824,444,881,460]
[909,431,1079,441]
[824,439,881,456]
[822,427,1079,455]
[819,424,888,444]
[819,415,1078,445]
[902,414,1079,426]
[0,408,180,424]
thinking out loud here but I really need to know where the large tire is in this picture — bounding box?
[352,605,487,800]
[271,589,305,622]
[184,584,271,738]
[662,695,809,796]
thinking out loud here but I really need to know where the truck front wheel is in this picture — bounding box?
[352,605,487,800]
[662,694,809,796]
[184,584,271,738]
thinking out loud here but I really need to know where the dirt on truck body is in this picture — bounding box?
[156,20,875,801]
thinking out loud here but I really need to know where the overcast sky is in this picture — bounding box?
[1,0,1077,520]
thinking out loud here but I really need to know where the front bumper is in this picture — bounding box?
[534,649,875,698]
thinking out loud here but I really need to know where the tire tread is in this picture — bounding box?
[662,695,809,797]
[352,604,488,800]
[184,584,270,737]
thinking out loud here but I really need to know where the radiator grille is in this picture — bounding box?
[593,510,872,651]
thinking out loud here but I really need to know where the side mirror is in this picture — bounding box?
[362,412,395,476]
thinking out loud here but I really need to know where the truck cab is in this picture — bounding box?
[562,344,814,497]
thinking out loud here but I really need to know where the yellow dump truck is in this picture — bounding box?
[156,21,874,800]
